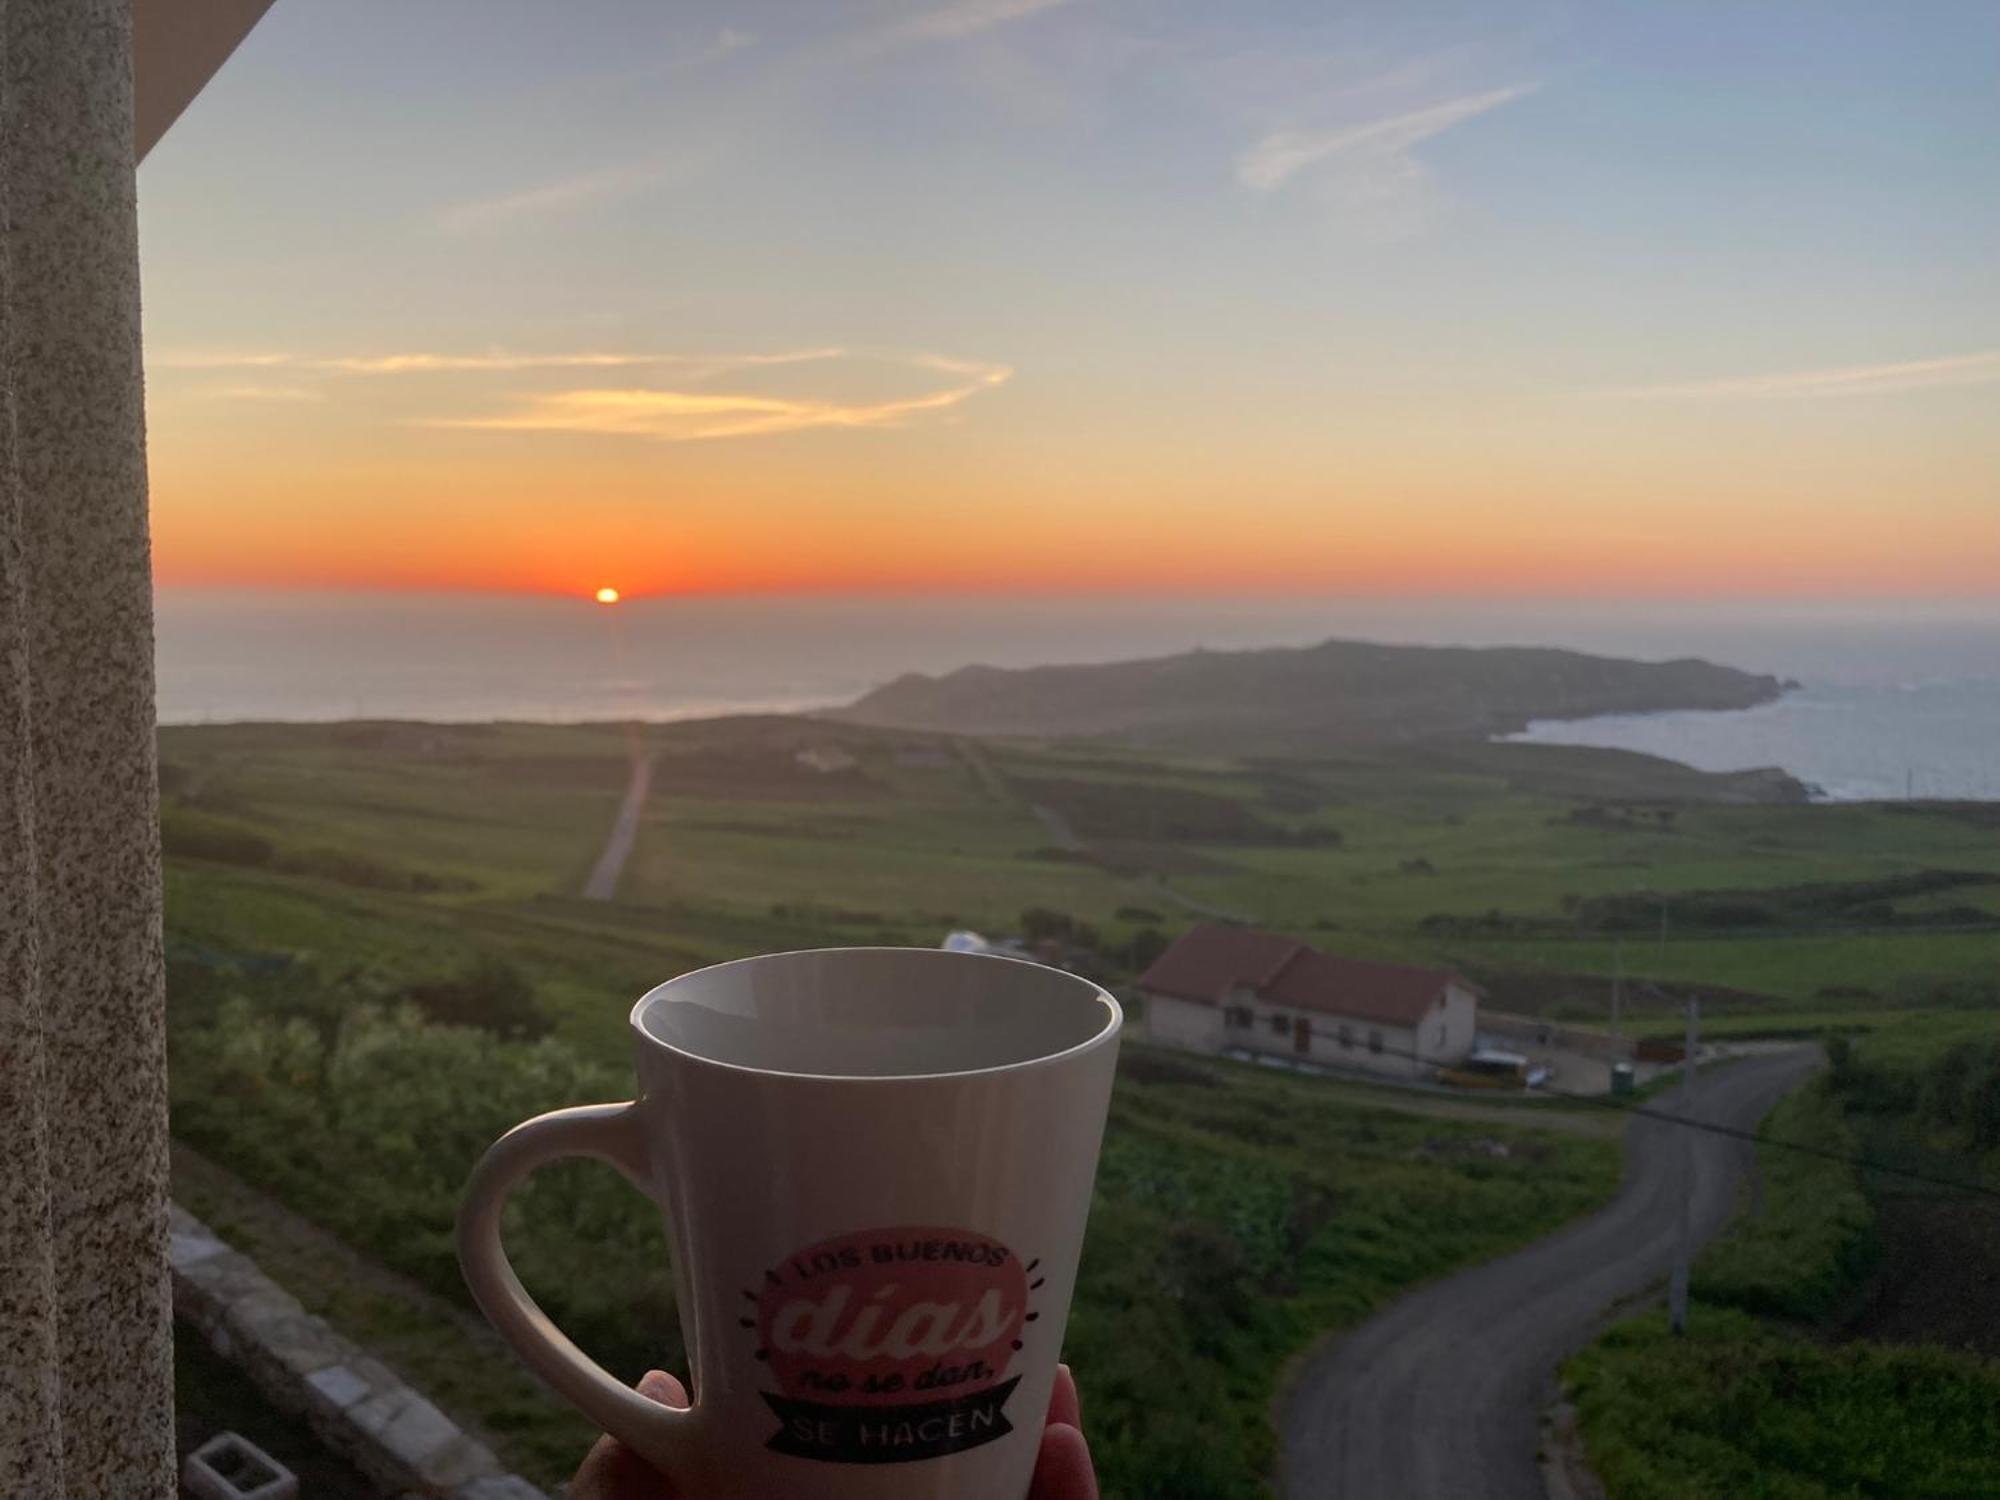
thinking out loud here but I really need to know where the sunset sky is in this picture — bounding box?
[139,0,1999,600]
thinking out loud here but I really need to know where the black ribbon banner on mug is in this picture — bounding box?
[762,1377,1022,1465]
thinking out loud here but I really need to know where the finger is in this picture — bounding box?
[1046,1363,1082,1430]
[637,1369,689,1408]
[1030,1422,1098,1500]
[567,1371,688,1498]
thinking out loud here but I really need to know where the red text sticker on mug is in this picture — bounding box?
[747,1226,1041,1465]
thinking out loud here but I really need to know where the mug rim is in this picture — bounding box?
[628,945,1123,1084]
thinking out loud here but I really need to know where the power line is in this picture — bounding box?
[1231,1019,2000,1203]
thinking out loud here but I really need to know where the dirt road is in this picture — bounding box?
[581,749,655,900]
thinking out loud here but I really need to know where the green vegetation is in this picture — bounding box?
[161,717,2000,1019]
[167,953,1616,1494]
[1829,1023,2000,1152]
[1063,1052,1617,1497]
[1687,1087,1877,1323]
[1568,1020,2000,1499]
[1568,1308,2000,1500]
[157,718,1997,1492]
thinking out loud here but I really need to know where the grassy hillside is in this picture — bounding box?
[160,717,1999,1031]
[158,718,1996,1490]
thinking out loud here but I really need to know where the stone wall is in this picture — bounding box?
[169,1205,545,1500]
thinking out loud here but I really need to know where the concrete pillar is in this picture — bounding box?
[0,0,173,1494]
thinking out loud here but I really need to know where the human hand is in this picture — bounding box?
[569,1364,1098,1499]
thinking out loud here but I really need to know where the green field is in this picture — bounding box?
[158,718,1997,1491]
[161,717,2000,1017]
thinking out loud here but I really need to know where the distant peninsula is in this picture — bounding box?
[828,638,1790,755]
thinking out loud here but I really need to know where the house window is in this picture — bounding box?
[1368,1029,1383,1054]
[1435,1022,1447,1048]
[1337,1024,1353,1049]
[1269,1012,1290,1036]
[1225,1005,1253,1029]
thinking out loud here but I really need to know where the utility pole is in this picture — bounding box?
[1667,994,1700,1336]
[1610,938,1623,1039]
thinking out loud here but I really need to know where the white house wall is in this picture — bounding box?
[1418,983,1479,1063]
[1143,992,1223,1054]
[1140,987,1475,1080]
[1298,1017,1423,1078]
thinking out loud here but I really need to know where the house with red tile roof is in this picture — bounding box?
[1136,923,1479,1080]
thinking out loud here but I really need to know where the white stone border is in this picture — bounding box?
[170,1204,547,1500]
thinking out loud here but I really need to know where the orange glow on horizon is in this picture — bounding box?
[147,532,2000,603]
[141,395,2000,603]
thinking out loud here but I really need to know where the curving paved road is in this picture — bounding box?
[1279,1048,1818,1500]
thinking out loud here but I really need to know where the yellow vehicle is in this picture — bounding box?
[1440,1049,1530,1091]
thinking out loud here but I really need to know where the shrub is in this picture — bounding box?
[1691,1085,1877,1321]
[1116,1049,1220,1089]
[1122,926,1169,971]
[169,995,674,1379]
[1569,1309,2000,1500]
[403,954,551,1042]
[1022,906,1077,940]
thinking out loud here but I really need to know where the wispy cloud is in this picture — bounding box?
[878,0,1075,47]
[151,348,1012,442]
[671,27,756,71]
[156,351,296,371]
[155,349,846,377]
[1237,83,1537,193]
[1599,351,2000,401]
[197,383,323,402]
[429,358,1012,442]
[432,164,659,234]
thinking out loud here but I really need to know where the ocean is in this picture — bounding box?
[154,592,2000,803]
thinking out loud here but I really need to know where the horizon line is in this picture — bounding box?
[150,581,2000,609]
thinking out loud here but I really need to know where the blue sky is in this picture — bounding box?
[137,0,1999,597]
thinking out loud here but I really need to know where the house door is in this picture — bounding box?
[1293,1016,1311,1054]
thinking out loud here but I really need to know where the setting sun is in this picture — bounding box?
[594,586,620,605]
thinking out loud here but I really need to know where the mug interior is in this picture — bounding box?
[634,948,1118,1079]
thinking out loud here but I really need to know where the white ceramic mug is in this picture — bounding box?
[457,947,1122,1499]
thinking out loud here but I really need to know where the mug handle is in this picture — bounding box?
[457,1102,697,1478]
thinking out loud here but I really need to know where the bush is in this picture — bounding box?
[169,993,675,1379]
[1022,906,1077,940]
[1122,926,1169,972]
[1116,1048,1220,1089]
[1918,1038,2000,1152]
[403,954,551,1041]
[1569,1309,2000,1500]
[1829,1025,2000,1154]
[1691,1085,1877,1321]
